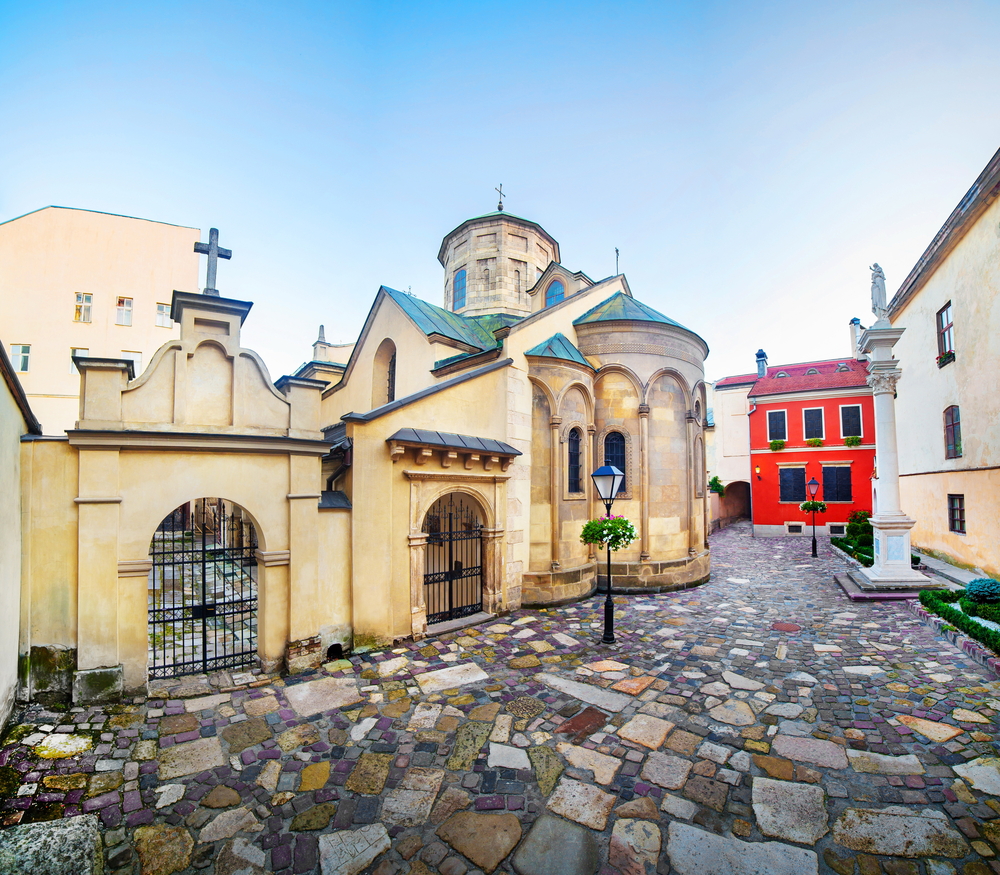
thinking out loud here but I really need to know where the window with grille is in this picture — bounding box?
[779,468,806,502]
[822,466,852,502]
[70,348,89,374]
[10,344,30,372]
[74,292,92,322]
[387,352,396,403]
[937,303,954,355]
[453,270,467,310]
[116,296,133,326]
[603,432,626,494]
[948,494,965,533]
[944,406,961,459]
[156,303,172,327]
[841,405,862,438]
[545,280,565,307]
[767,410,787,441]
[568,428,582,493]
[803,408,824,440]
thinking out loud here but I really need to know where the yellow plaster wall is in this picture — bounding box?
[0,207,199,434]
[892,192,1000,574]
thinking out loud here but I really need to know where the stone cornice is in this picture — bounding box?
[402,471,510,483]
[67,429,329,456]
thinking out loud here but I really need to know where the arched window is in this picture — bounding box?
[483,268,490,288]
[805,368,819,375]
[453,269,467,310]
[545,280,565,307]
[603,431,626,494]
[515,270,521,294]
[372,338,397,408]
[387,351,396,403]
[568,428,582,493]
[944,405,962,458]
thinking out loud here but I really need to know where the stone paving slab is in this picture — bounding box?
[283,676,363,716]
[666,821,819,875]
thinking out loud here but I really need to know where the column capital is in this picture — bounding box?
[638,405,650,417]
[866,368,901,395]
[549,416,562,428]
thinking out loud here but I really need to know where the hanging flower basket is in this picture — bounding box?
[799,500,827,514]
[581,515,637,552]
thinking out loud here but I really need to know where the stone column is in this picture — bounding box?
[686,411,698,556]
[638,405,651,561]
[549,416,562,570]
[481,528,505,614]
[859,327,930,587]
[408,533,428,640]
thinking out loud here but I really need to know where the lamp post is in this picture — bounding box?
[591,463,625,645]
[807,477,820,557]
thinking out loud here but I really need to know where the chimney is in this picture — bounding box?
[755,349,768,378]
[848,317,866,361]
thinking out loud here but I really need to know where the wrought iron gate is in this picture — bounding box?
[148,498,258,678]
[423,494,484,624]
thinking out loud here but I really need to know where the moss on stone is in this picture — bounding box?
[0,765,20,798]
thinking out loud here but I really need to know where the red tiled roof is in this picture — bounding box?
[715,358,871,396]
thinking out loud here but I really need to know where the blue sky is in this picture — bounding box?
[2,1,999,380]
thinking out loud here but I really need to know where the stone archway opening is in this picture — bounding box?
[422,492,485,625]
[148,497,259,679]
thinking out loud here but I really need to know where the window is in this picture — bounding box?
[116,296,133,326]
[948,494,965,533]
[803,408,824,440]
[776,372,788,378]
[567,428,582,493]
[483,268,490,288]
[779,468,806,502]
[604,432,627,494]
[830,524,845,535]
[787,524,803,534]
[944,405,962,458]
[805,368,819,375]
[545,280,565,307]
[156,303,172,327]
[120,350,142,376]
[70,348,89,374]
[74,292,92,322]
[937,302,954,356]
[822,466,852,502]
[453,270,467,310]
[515,270,521,293]
[387,352,396,403]
[835,363,850,372]
[767,410,787,441]
[10,344,29,372]
[841,405,862,438]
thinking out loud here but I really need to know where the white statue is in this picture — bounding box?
[870,263,888,323]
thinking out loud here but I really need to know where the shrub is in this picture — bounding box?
[855,533,874,548]
[848,510,872,525]
[846,511,873,541]
[920,589,1000,655]
[769,439,786,451]
[965,578,1000,604]
[843,435,862,448]
[806,438,824,447]
[708,475,725,496]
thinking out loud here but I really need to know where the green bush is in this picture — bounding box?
[769,439,786,451]
[966,578,1000,604]
[919,589,1000,656]
[844,436,862,448]
[855,533,874,548]
[806,438,824,447]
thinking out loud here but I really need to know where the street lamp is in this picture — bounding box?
[807,477,820,557]
[591,462,625,645]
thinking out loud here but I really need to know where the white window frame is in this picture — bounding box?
[70,348,89,374]
[120,350,142,376]
[802,407,825,441]
[839,404,863,439]
[766,409,788,442]
[116,296,133,326]
[74,292,92,323]
[10,344,30,372]
[155,303,172,328]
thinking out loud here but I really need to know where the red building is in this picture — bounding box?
[716,350,875,538]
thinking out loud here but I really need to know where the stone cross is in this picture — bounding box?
[194,228,232,296]
[495,184,505,212]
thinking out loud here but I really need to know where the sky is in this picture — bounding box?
[2,0,999,382]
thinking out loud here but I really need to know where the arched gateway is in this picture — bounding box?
[422,493,485,624]
[148,498,259,678]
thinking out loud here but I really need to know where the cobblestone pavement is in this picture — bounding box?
[3,520,1000,875]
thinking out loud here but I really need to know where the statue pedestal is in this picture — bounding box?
[857,513,935,589]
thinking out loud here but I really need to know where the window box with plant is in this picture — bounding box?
[769,439,786,451]
[708,476,725,496]
[843,435,862,448]
[936,350,955,368]
[805,438,824,447]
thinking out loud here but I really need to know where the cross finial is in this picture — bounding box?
[194,228,232,296]
[495,184,505,212]
[615,247,620,275]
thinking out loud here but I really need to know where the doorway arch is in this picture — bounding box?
[148,497,259,678]
[422,492,485,624]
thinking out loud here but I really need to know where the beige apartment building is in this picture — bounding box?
[0,206,199,434]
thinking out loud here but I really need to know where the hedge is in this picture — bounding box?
[919,589,1000,655]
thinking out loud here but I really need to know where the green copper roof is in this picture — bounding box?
[382,287,495,350]
[467,312,524,335]
[572,291,689,330]
[524,333,593,368]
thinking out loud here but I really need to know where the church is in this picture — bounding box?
[9,204,711,705]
